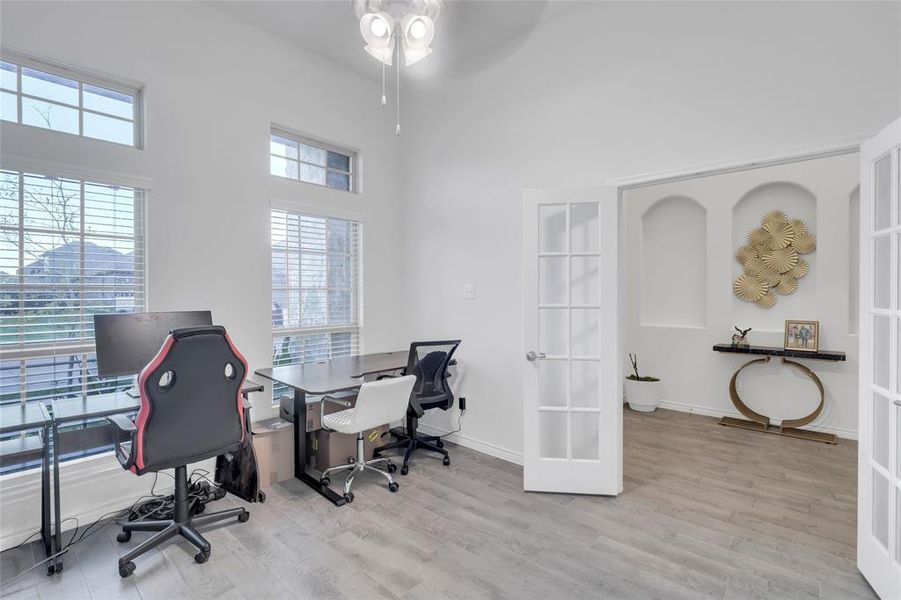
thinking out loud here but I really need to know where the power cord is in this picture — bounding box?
[445,399,466,437]
[1,470,227,589]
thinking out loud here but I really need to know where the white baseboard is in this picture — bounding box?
[416,423,524,466]
[654,399,859,441]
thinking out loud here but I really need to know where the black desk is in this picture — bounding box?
[713,344,846,444]
[45,379,264,572]
[255,351,409,506]
[0,403,55,573]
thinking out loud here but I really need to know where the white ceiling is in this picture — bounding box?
[209,0,571,82]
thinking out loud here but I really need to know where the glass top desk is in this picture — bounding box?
[45,379,264,572]
[0,402,55,573]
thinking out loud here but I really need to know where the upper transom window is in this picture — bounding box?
[270,128,355,192]
[0,53,142,148]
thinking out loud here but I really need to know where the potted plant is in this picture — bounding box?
[624,353,660,412]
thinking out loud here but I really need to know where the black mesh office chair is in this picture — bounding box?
[106,326,250,578]
[374,340,460,475]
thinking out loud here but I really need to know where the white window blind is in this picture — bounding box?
[270,208,362,381]
[1,53,142,147]
[0,168,146,415]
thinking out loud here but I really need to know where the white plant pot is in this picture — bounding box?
[624,378,660,413]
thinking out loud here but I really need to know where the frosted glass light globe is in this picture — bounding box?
[370,17,389,37]
[408,18,427,40]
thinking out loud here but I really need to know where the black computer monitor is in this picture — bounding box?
[93,311,213,378]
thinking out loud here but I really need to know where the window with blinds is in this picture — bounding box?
[270,208,362,394]
[0,169,146,470]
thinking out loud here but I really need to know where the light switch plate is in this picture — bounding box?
[463,283,476,300]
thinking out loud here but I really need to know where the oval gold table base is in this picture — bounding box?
[719,355,837,444]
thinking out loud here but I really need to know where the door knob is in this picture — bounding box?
[526,350,547,361]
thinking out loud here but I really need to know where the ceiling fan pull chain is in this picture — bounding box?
[395,42,401,136]
[381,61,387,107]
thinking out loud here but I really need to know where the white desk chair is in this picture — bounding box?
[319,375,416,503]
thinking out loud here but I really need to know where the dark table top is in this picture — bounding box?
[0,402,51,434]
[713,344,846,362]
[256,351,410,395]
[51,378,266,423]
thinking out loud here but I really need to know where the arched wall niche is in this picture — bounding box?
[640,195,707,327]
[731,181,817,330]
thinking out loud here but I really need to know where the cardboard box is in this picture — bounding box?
[279,393,357,432]
[306,425,389,471]
[251,418,295,487]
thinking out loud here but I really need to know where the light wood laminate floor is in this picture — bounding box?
[0,409,875,599]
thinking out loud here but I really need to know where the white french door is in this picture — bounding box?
[859,116,901,599]
[522,187,621,495]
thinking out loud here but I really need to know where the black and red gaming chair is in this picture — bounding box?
[106,326,250,578]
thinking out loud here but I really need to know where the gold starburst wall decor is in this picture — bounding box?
[733,211,816,309]
[734,274,768,302]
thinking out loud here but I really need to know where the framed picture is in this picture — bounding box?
[784,320,819,352]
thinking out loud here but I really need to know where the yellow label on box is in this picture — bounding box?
[368,430,380,443]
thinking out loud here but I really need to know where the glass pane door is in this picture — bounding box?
[523,187,621,496]
[537,201,602,462]
[858,116,901,599]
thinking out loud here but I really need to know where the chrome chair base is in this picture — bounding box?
[320,434,399,499]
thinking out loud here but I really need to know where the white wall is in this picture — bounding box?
[400,1,901,458]
[623,154,860,438]
[1,0,900,548]
[0,0,404,548]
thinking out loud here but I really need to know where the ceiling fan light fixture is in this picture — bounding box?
[401,43,432,66]
[364,41,394,66]
[360,12,393,48]
[401,14,434,50]
[355,0,442,134]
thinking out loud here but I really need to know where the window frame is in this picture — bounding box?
[269,204,364,392]
[0,167,148,402]
[1,49,144,149]
[269,126,357,193]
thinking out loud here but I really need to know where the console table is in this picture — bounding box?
[712,344,846,444]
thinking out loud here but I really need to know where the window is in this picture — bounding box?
[0,169,146,471]
[270,129,355,192]
[0,54,142,147]
[270,208,362,397]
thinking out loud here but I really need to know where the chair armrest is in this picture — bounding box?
[106,413,137,434]
[409,397,426,418]
[106,414,137,470]
[320,395,353,425]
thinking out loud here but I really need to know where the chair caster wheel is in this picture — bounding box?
[237,511,250,523]
[436,439,444,449]
[194,551,210,564]
[320,477,330,488]
[46,564,55,576]
[388,482,399,493]
[400,465,409,476]
[119,561,136,578]
[347,457,356,464]
[257,491,266,503]
[387,462,397,474]
[117,531,132,543]
[443,456,450,466]
[343,492,354,504]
